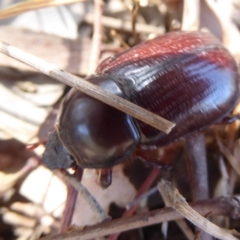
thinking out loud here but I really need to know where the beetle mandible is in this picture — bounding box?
[43,31,239,187]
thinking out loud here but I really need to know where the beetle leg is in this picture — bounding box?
[26,141,45,151]
[97,168,112,188]
[216,114,240,125]
[134,145,171,169]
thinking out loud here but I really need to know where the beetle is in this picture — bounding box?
[43,31,239,187]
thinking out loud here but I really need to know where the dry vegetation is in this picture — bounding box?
[0,0,240,240]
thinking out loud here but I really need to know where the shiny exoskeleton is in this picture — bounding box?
[43,31,239,171]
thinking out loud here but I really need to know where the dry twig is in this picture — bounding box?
[89,0,103,73]
[182,0,200,30]
[84,14,165,35]
[40,195,240,240]
[0,0,85,20]
[158,180,239,240]
[109,168,160,240]
[0,41,175,134]
[60,171,110,222]
[204,0,240,57]
[216,134,240,177]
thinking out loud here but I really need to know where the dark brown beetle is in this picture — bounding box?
[43,31,239,187]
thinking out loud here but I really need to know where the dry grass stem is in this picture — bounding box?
[89,0,103,73]
[126,186,158,210]
[40,195,240,240]
[109,168,160,240]
[216,135,240,176]
[158,180,239,240]
[61,171,111,222]
[0,41,175,133]
[0,0,84,20]
[182,0,200,30]
[84,14,165,35]
[131,0,140,44]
